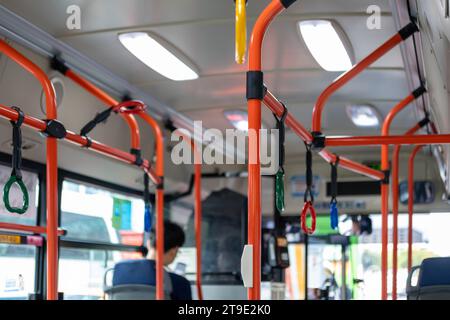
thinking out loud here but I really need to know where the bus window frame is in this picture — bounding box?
[0,151,145,300]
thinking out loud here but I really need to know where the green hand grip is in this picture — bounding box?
[275,170,285,212]
[3,175,29,215]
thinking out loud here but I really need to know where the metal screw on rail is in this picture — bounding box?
[3,107,29,214]
[330,157,340,230]
[300,143,316,235]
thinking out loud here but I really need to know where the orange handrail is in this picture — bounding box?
[171,129,203,300]
[408,145,424,272]
[311,22,419,133]
[0,104,160,184]
[62,68,141,150]
[264,89,384,180]
[247,0,285,300]
[379,89,424,300]
[57,62,166,299]
[391,121,425,299]
[325,134,450,146]
[0,39,59,300]
[0,222,65,236]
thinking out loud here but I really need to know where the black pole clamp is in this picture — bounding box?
[130,148,144,167]
[382,170,391,185]
[311,131,326,151]
[42,120,67,139]
[50,55,69,75]
[398,21,419,40]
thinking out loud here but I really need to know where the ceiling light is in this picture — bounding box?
[346,105,381,127]
[298,20,354,72]
[224,110,249,131]
[118,32,199,81]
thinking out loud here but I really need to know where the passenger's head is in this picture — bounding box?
[148,220,185,265]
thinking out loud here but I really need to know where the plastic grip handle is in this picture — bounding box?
[235,0,247,64]
[330,201,338,229]
[275,170,285,212]
[301,201,316,235]
[3,175,29,214]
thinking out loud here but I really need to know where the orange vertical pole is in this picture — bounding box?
[247,0,285,300]
[380,92,416,300]
[138,113,165,300]
[408,145,423,272]
[192,142,203,300]
[391,122,423,300]
[0,40,59,300]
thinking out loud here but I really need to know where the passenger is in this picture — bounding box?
[112,220,192,300]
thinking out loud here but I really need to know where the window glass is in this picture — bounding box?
[351,212,450,300]
[60,180,145,245]
[0,243,36,300]
[0,164,39,226]
[58,247,140,300]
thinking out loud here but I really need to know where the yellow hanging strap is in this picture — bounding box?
[235,0,247,64]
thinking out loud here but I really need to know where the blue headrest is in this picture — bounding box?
[419,257,450,287]
[112,259,156,286]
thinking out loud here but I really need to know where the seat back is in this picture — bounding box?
[103,259,173,300]
[407,257,450,300]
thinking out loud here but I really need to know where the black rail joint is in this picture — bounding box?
[42,120,67,139]
[311,131,326,151]
[246,71,264,100]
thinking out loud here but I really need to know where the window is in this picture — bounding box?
[59,179,146,299]
[60,180,145,245]
[0,243,36,300]
[58,248,126,300]
[351,213,450,300]
[0,164,39,226]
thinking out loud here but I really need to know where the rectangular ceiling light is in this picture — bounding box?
[298,20,354,72]
[118,32,199,81]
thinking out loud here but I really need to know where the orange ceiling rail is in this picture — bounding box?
[325,134,450,146]
[0,39,164,300]
[311,22,419,133]
[53,61,168,300]
[51,56,141,150]
[264,89,385,180]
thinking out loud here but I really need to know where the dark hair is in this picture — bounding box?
[150,220,185,253]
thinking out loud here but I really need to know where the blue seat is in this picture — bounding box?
[407,257,450,300]
[104,259,192,300]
